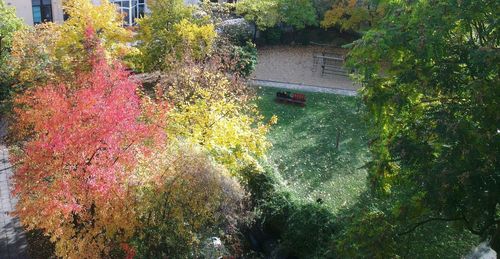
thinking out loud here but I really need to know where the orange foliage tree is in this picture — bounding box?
[10,27,166,258]
[321,0,386,31]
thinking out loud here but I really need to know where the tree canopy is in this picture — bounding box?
[348,0,500,250]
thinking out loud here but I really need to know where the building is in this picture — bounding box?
[4,0,147,26]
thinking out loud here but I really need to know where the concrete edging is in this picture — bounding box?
[250,79,358,96]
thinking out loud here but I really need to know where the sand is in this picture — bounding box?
[251,45,359,91]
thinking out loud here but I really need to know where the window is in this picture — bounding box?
[32,0,53,24]
[110,0,146,26]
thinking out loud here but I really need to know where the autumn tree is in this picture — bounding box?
[321,0,385,31]
[150,58,275,175]
[8,0,135,89]
[59,0,134,68]
[348,0,500,251]
[136,0,216,72]
[9,23,63,88]
[10,27,166,258]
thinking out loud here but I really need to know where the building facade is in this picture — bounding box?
[5,0,64,25]
[4,0,146,26]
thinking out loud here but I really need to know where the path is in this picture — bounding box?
[251,45,360,91]
[250,79,357,96]
[0,120,28,259]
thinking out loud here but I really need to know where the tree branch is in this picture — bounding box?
[397,217,464,236]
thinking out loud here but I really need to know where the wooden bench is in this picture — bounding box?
[275,91,306,106]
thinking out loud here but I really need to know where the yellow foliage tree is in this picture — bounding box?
[167,87,275,175]
[9,23,63,87]
[9,0,135,88]
[173,19,216,60]
[58,0,134,69]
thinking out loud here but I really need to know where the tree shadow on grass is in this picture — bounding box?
[257,87,371,209]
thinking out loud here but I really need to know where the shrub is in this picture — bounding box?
[233,41,258,77]
[133,142,249,258]
[218,18,254,45]
[262,27,282,45]
[243,165,338,257]
[282,203,337,257]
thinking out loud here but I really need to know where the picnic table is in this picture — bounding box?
[312,52,348,77]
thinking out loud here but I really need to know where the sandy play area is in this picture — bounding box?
[251,45,359,91]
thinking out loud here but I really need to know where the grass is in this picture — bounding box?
[256,86,479,258]
[256,86,370,212]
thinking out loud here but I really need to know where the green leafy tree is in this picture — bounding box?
[236,0,281,30]
[0,0,25,106]
[236,0,317,30]
[279,0,317,29]
[348,0,500,250]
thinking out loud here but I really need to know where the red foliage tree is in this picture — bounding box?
[10,26,166,257]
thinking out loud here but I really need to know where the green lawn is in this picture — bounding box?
[256,86,478,258]
[257,87,370,212]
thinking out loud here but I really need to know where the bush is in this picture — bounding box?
[282,203,338,257]
[243,165,338,257]
[218,18,254,45]
[233,41,258,77]
[261,27,282,45]
[133,143,250,258]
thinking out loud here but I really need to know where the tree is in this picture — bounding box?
[8,0,135,89]
[236,0,282,30]
[0,0,25,106]
[136,0,216,72]
[321,0,385,31]
[0,0,24,63]
[59,0,134,69]
[147,56,275,174]
[9,23,63,88]
[236,0,317,30]
[348,0,499,250]
[279,0,317,29]
[10,27,166,258]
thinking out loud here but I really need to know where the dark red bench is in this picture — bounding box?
[275,91,306,106]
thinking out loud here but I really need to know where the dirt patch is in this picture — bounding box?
[251,45,359,91]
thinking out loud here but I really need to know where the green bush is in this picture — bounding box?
[282,203,338,257]
[261,27,282,45]
[233,41,258,77]
[242,165,338,257]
